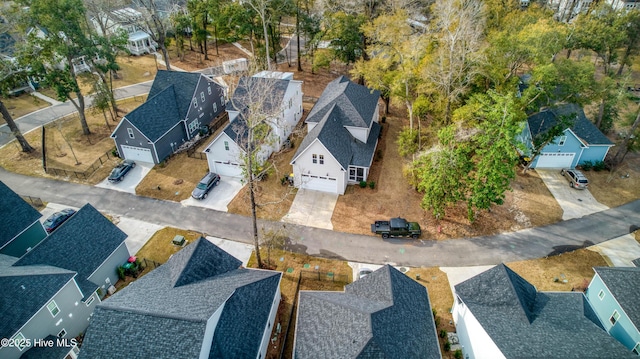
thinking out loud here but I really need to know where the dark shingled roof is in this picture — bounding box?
[0,181,42,250]
[593,267,640,330]
[20,335,75,359]
[121,70,214,142]
[633,258,640,267]
[292,77,380,169]
[79,238,282,359]
[13,204,127,285]
[455,264,634,358]
[294,265,441,359]
[0,254,76,339]
[527,103,613,146]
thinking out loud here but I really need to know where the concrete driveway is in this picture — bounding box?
[180,175,244,212]
[537,169,609,220]
[95,161,154,194]
[282,189,337,230]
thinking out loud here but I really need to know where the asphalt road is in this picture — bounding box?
[2,167,639,267]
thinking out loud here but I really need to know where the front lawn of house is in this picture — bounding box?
[0,93,50,125]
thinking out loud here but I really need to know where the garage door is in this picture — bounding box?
[535,152,575,168]
[300,174,337,193]
[213,161,244,177]
[121,145,154,163]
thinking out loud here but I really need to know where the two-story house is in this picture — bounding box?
[290,76,380,194]
[0,181,47,258]
[111,70,227,164]
[91,7,157,55]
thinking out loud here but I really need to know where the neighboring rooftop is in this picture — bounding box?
[527,103,614,146]
[80,238,281,359]
[455,264,633,358]
[13,203,127,283]
[0,181,42,250]
[593,267,640,330]
[294,265,441,359]
[20,335,76,359]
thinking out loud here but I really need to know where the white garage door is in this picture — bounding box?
[214,161,244,177]
[121,145,154,163]
[300,174,337,193]
[536,152,575,168]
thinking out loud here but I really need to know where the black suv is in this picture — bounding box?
[191,172,221,199]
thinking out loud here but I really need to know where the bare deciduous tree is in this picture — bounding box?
[136,0,172,70]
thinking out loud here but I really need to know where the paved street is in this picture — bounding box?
[2,167,639,267]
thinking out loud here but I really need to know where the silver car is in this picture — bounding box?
[561,168,589,189]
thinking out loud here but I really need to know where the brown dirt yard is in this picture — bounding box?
[1,94,50,125]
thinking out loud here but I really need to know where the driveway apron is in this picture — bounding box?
[282,189,337,230]
[537,169,609,220]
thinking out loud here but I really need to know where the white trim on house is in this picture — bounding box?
[290,139,345,171]
[589,273,639,332]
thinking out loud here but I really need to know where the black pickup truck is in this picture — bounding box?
[371,217,422,239]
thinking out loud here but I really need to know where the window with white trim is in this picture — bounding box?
[319,155,324,165]
[200,92,205,102]
[57,328,67,338]
[558,136,567,146]
[349,167,365,182]
[47,300,60,317]
[127,128,135,139]
[220,96,224,105]
[632,342,640,355]
[13,333,27,351]
[289,98,292,109]
[224,141,229,151]
[213,102,217,113]
[208,86,212,95]
[312,154,317,164]
[188,120,199,133]
[610,310,620,325]
[193,98,198,108]
[598,290,605,300]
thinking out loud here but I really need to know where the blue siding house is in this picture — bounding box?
[518,103,614,169]
[0,181,47,258]
[111,70,227,164]
[586,267,640,355]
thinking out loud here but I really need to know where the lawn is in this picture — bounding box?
[135,151,211,200]
[0,93,50,125]
[135,227,204,263]
[112,55,165,88]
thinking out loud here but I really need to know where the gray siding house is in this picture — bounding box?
[0,254,97,359]
[80,238,282,359]
[0,181,47,258]
[111,70,226,164]
[293,265,441,359]
[13,203,129,297]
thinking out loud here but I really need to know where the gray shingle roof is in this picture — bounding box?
[79,238,281,359]
[455,264,633,358]
[293,77,381,170]
[123,84,182,142]
[13,204,127,285]
[148,70,202,119]
[294,265,441,359]
[633,258,640,267]
[20,335,75,359]
[593,267,640,330]
[527,103,614,146]
[0,180,42,250]
[0,254,76,339]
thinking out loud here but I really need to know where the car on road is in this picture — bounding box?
[561,168,589,189]
[43,208,76,233]
[192,172,221,200]
[108,160,136,183]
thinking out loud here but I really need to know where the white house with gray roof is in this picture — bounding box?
[585,267,640,355]
[453,264,634,359]
[290,76,380,194]
[293,265,441,359]
[79,238,282,359]
[204,71,303,177]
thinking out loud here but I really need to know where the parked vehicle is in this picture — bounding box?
[192,172,221,200]
[371,217,422,239]
[108,160,136,183]
[561,168,589,189]
[43,208,76,233]
[358,268,373,279]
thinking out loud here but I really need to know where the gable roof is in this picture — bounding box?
[593,267,640,329]
[455,264,633,358]
[527,103,613,146]
[13,204,127,285]
[306,76,380,128]
[294,265,441,359]
[0,254,76,339]
[0,181,42,250]
[79,238,281,359]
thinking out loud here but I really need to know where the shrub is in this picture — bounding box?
[117,266,126,280]
[581,160,593,171]
[369,181,375,189]
[593,160,606,172]
[444,341,451,352]
[454,349,463,359]
[359,181,367,188]
[439,329,447,338]
[381,116,386,123]
[397,127,419,156]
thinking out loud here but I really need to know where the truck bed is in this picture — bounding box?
[371,221,390,233]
